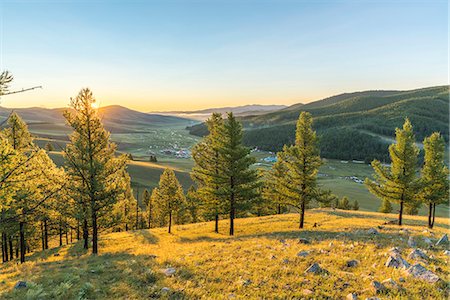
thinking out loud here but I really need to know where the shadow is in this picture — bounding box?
[65,240,88,258]
[130,229,159,244]
[1,250,187,299]
[27,246,61,261]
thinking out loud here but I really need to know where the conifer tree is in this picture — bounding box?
[264,160,288,214]
[142,189,152,228]
[153,169,185,233]
[338,196,351,210]
[365,119,419,225]
[419,132,449,228]
[185,185,202,223]
[215,113,260,236]
[378,198,393,213]
[275,112,321,229]
[352,200,359,211]
[191,113,225,233]
[63,88,128,254]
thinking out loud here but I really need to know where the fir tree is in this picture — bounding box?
[352,200,359,211]
[63,88,128,254]
[379,198,393,213]
[216,113,260,235]
[275,112,321,228]
[185,185,202,223]
[153,169,185,233]
[365,118,420,225]
[419,132,449,228]
[191,113,225,233]
[338,196,351,210]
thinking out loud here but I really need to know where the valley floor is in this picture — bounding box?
[0,209,449,299]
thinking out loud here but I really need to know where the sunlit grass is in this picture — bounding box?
[1,209,449,299]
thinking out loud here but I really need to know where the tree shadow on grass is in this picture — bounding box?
[130,229,160,244]
[2,250,186,300]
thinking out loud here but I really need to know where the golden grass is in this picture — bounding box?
[1,209,449,299]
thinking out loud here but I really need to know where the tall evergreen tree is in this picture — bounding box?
[63,88,128,254]
[191,113,225,233]
[142,189,152,228]
[274,112,321,229]
[185,185,202,223]
[365,118,420,226]
[215,113,260,236]
[419,132,449,228]
[153,169,185,233]
[379,198,393,213]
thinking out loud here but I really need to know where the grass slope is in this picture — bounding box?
[1,210,448,299]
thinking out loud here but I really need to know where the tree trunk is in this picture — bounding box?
[431,203,436,228]
[229,204,235,236]
[83,218,89,250]
[2,233,7,262]
[136,188,139,230]
[8,237,13,260]
[19,222,25,264]
[398,201,403,226]
[168,210,172,234]
[299,201,306,229]
[41,221,45,250]
[148,205,152,229]
[92,210,98,254]
[428,203,433,229]
[44,219,48,249]
[65,228,68,245]
[214,213,219,233]
[278,203,281,214]
[76,221,80,240]
[59,218,63,247]
[15,237,19,258]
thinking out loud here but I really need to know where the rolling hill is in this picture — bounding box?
[1,210,448,299]
[187,86,449,162]
[157,104,287,121]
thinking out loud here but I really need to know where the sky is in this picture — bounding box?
[0,0,447,112]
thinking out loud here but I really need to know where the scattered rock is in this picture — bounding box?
[54,253,60,257]
[297,251,309,257]
[423,238,433,245]
[365,297,381,300]
[282,259,290,264]
[302,289,314,296]
[304,262,328,275]
[228,293,236,299]
[241,279,252,286]
[14,281,27,289]
[388,247,401,254]
[405,264,440,283]
[370,281,387,294]
[161,267,176,276]
[408,249,429,260]
[384,220,396,225]
[328,242,334,247]
[346,292,358,300]
[399,277,405,282]
[279,239,286,244]
[407,236,416,247]
[443,250,450,256]
[385,252,410,269]
[269,255,277,260]
[367,228,379,235]
[161,287,170,293]
[346,260,359,268]
[381,278,400,290]
[298,238,311,244]
[436,234,448,246]
[149,254,157,259]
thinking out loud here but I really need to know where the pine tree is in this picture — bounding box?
[153,169,185,233]
[419,132,449,228]
[379,198,392,213]
[265,158,289,214]
[275,112,321,229]
[365,118,419,225]
[142,189,152,228]
[216,113,260,236]
[63,88,128,254]
[338,196,351,210]
[191,113,225,233]
[185,185,202,223]
[45,142,54,152]
[352,200,359,211]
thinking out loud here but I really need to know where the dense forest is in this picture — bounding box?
[188,86,449,162]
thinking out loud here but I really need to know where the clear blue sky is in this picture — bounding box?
[1,0,447,111]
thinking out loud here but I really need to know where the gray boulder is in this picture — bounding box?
[385,252,410,269]
[370,281,387,294]
[161,287,171,293]
[443,250,450,256]
[423,237,433,245]
[367,228,379,235]
[297,251,309,257]
[346,260,359,268]
[436,234,448,246]
[14,281,27,289]
[405,264,440,283]
[381,278,400,290]
[346,292,358,300]
[161,267,176,276]
[408,249,429,260]
[304,262,328,275]
[298,238,311,244]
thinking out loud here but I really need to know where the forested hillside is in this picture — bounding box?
[188,86,449,162]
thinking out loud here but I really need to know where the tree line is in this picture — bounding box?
[0,86,447,264]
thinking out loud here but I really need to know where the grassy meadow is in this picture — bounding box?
[1,209,448,299]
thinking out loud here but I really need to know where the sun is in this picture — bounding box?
[91,102,99,109]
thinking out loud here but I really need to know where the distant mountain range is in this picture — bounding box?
[188,86,449,162]
[156,104,287,121]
